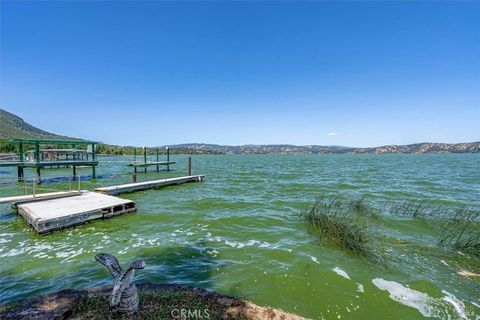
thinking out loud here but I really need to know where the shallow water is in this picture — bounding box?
[0,154,479,319]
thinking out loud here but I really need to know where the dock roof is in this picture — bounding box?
[9,138,97,145]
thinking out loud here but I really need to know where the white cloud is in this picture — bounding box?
[328,132,339,136]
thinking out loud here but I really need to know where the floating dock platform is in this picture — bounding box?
[0,191,81,205]
[17,192,136,234]
[95,174,204,195]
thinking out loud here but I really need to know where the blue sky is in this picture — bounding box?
[1,1,479,147]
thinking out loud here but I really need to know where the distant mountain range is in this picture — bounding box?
[164,142,480,154]
[1,108,479,154]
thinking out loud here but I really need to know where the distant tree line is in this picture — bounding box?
[96,144,221,155]
[0,139,221,155]
[0,139,16,153]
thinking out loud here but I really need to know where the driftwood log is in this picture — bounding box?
[95,253,145,314]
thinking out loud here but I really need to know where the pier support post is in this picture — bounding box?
[73,166,77,177]
[91,143,97,179]
[19,142,24,162]
[188,157,192,176]
[156,148,159,172]
[17,167,24,182]
[17,142,25,182]
[143,147,147,173]
[35,141,40,164]
[132,174,137,183]
[36,167,41,184]
[167,147,170,172]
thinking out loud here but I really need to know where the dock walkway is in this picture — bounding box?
[0,191,82,205]
[127,161,176,168]
[95,174,204,195]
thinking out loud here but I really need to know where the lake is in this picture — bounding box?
[1,154,479,319]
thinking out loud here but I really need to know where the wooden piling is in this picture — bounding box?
[188,157,192,176]
[143,147,147,173]
[132,173,137,183]
[18,142,24,162]
[91,143,97,179]
[156,148,159,172]
[167,147,170,172]
[17,166,24,182]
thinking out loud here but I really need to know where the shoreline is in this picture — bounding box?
[0,283,307,320]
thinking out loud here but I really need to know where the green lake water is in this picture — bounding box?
[0,154,479,319]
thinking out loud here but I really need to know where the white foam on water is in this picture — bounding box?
[310,256,320,264]
[441,290,467,320]
[440,260,449,266]
[372,279,470,319]
[356,283,364,293]
[225,240,240,248]
[0,233,16,237]
[259,241,272,248]
[470,301,480,309]
[457,269,480,277]
[60,248,85,263]
[0,247,26,257]
[333,267,350,280]
[372,278,435,317]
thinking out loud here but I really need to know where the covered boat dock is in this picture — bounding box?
[0,139,98,182]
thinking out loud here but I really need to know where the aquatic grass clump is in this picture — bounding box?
[350,196,380,218]
[303,194,373,257]
[439,207,480,257]
[390,200,444,218]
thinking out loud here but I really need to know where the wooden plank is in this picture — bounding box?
[127,161,176,167]
[17,192,136,234]
[95,174,204,195]
[0,160,98,168]
[0,191,82,205]
[0,162,26,167]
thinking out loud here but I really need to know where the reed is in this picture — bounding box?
[304,194,479,258]
[439,206,480,257]
[303,194,373,257]
[390,200,444,218]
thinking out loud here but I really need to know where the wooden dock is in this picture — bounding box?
[127,161,176,168]
[17,192,136,234]
[95,174,204,195]
[0,173,204,234]
[0,191,82,205]
[1,139,99,181]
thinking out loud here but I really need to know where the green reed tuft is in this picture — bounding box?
[303,194,373,257]
[303,194,480,259]
[390,200,445,218]
[439,207,480,257]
